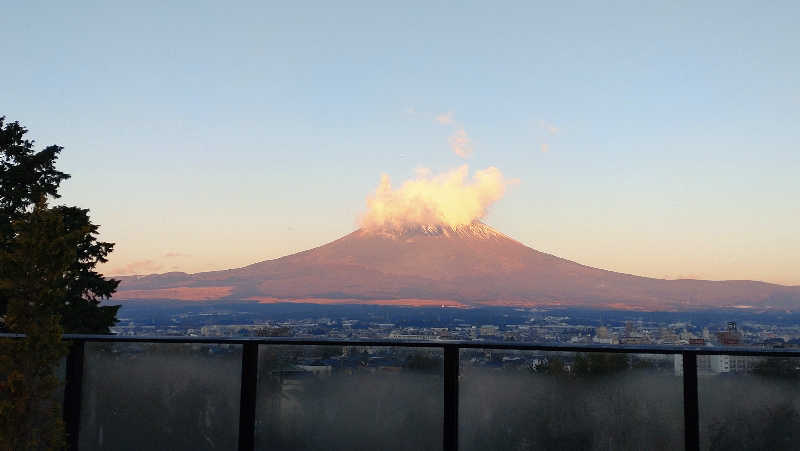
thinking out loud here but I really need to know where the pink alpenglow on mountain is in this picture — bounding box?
[115,222,800,311]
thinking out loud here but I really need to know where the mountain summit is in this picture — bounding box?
[116,222,800,310]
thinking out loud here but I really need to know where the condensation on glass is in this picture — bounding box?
[458,349,683,451]
[254,345,443,451]
[79,342,242,450]
[697,354,800,451]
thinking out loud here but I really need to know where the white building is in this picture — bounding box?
[675,354,760,375]
[479,325,500,337]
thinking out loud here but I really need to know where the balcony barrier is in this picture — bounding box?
[4,334,800,451]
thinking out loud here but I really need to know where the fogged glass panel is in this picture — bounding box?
[698,354,800,450]
[80,342,242,450]
[255,345,443,450]
[459,350,683,451]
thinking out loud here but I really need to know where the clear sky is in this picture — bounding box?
[3,1,799,285]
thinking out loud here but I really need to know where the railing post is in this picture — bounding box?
[63,340,85,451]
[443,345,459,451]
[238,342,259,451]
[682,351,699,451]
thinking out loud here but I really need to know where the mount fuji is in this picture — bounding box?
[114,222,800,311]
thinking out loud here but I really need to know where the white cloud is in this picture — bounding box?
[435,112,455,125]
[448,129,473,158]
[360,165,512,232]
[164,251,190,258]
[405,108,475,158]
[109,259,163,275]
[540,120,560,135]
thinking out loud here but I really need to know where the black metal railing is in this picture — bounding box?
[5,333,800,451]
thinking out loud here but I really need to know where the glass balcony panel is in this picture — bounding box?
[255,345,443,450]
[459,350,683,451]
[698,354,800,450]
[79,342,242,450]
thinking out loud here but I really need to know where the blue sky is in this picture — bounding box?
[3,1,799,284]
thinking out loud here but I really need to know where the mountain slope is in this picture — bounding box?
[115,223,800,310]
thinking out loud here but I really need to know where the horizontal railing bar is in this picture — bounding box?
[3,333,800,356]
[0,333,25,339]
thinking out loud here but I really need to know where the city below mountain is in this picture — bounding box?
[115,222,800,311]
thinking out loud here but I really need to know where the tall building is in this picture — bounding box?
[625,321,634,335]
[717,321,742,345]
[596,326,609,339]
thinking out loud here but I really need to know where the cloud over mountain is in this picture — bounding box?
[359,165,512,235]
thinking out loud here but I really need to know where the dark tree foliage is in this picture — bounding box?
[630,356,656,370]
[532,353,630,379]
[0,117,69,225]
[0,203,71,450]
[573,352,630,377]
[402,352,441,372]
[532,356,569,377]
[0,116,119,333]
[256,326,291,337]
[753,357,800,379]
[52,206,119,333]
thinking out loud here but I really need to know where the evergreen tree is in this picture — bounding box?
[0,116,119,333]
[0,202,72,449]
